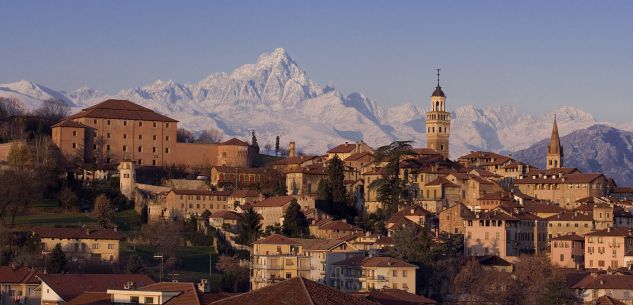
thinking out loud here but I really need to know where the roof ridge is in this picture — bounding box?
[298,277,316,305]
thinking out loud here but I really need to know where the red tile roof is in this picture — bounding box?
[230,190,261,198]
[210,210,244,220]
[51,119,91,129]
[551,233,585,241]
[139,282,201,305]
[65,292,110,305]
[333,256,417,268]
[220,138,249,146]
[254,234,300,245]
[210,276,378,305]
[171,189,231,196]
[584,226,633,237]
[571,274,633,290]
[363,289,436,305]
[253,196,294,207]
[0,266,40,284]
[318,220,363,232]
[38,274,154,302]
[327,143,361,154]
[68,99,177,122]
[32,227,122,240]
[345,152,373,162]
[425,177,459,187]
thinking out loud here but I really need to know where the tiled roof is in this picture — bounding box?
[51,119,91,129]
[393,206,432,217]
[287,164,327,175]
[571,274,633,290]
[272,155,319,165]
[362,289,436,305]
[210,210,244,220]
[254,234,300,245]
[212,166,269,174]
[171,189,231,196]
[65,292,110,305]
[318,220,362,231]
[592,296,627,305]
[425,176,459,187]
[386,215,417,227]
[32,227,122,240]
[230,190,261,198]
[210,276,379,305]
[584,227,633,237]
[410,148,440,156]
[328,143,360,154]
[546,210,593,221]
[38,274,154,302]
[220,138,249,146]
[551,233,585,241]
[0,266,40,284]
[345,152,373,162]
[253,196,294,207]
[138,282,201,305]
[333,256,417,268]
[523,202,564,214]
[477,192,513,201]
[68,99,177,122]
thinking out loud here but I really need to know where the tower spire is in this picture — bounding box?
[436,68,441,87]
[546,113,563,169]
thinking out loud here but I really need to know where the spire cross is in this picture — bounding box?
[436,68,441,86]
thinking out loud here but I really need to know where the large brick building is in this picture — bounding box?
[52,99,252,168]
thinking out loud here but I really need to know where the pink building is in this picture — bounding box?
[584,227,633,270]
[550,234,584,269]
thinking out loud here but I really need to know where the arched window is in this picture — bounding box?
[439,127,442,132]
[436,101,440,109]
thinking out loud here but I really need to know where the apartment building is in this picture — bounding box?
[584,227,633,270]
[330,256,417,293]
[33,227,122,263]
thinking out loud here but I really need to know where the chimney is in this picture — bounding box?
[289,142,296,158]
[198,279,210,293]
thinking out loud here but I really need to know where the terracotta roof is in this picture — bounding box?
[65,292,110,305]
[287,163,327,175]
[254,234,300,245]
[210,210,244,220]
[0,266,40,284]
[592,296,627,305]
[363,289,436,305]
[469,175,494,185]
[471,169,503,178]
[345,152,373,162]
[478,192,513,201]
[458,151,507,161]
[212,166,269,174]
[425,177,459,187]
[38,274,154,302]
[410,148,440,156]
[220,138,249,146]
[327,143,361,154]
[272,155,318,165]
[253,196,294,207]
[333,256,417,268]
[564,173,605,184]
[393,206,432,217]
[546,210,593,221]
[318,220,363,232]
[584,227,633,237]
[210,276,378,305]
[171,189,231,196]
[523,202,565,214]
[32,227,122,240]
[551,233,585,241]
[68,99,177,122]
[138,282,201,305]
[51,119,91,129]
[571,274,633,290]
[230,190,261,198]
[386,215,417,227]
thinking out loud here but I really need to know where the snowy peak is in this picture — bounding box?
[0,80,76,109]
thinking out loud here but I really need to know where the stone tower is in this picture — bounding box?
[546,114,563,169]
[289,141,296,158]
[425,69,451,159]
[118,159,136,200]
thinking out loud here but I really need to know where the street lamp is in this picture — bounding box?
[153,255,163,282]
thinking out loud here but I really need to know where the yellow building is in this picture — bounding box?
[331,256,418,293]
[326,142,373,161]
[251,234,312,290]
[0,266,41,305]
[33,227,122,262]
[165,189,231,219]
[251,196,315,228]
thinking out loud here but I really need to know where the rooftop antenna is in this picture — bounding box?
[436,68,441,87]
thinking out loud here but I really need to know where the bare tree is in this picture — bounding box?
[263,143,272,155]
[176,128,195,143]
[196,128,224,144]
[0,168,39,228]
[0,97,25,119]
[34,99,69,123]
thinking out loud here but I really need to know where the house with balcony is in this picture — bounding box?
[584,227,633,270]
[330,256,417,294]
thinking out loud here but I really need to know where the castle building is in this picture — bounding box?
[547,115,563,169]
[51,99,252,169]
[425,70,451,159]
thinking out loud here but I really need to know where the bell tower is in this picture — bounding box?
[546,114,563,169]
[425,69,451,159]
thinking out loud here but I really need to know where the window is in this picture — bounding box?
[93,119,97,124]
[285,272,291,279]
[402,270,407,277]
[123,120,127,126]
[139,134,143,140]
[153,135,157,140]
[106,145,110,151]
[392,270,397,277]
[145,297,154,304]
[123,133,127,139]
[166,136,170,141]
[153,122,157,127]
[166,123,170,128]
[124,173,129,178]
[560,254,564,262]
[138,146,142,152]
[107,120,111,125]
[107,133,110,138]
[152,160,156,165]
[108,244,114,249]
[72,143,77,148]
[123,145,127,152]
[72,130,77,136]
[138,159,142,165]
[138,121,143,127]
[130,296,139,304]
[152,147,156,153]
[165,148,170,154]
[92,243,99,249]
[93,144,97,150]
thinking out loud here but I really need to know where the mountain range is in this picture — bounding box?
[1,48,631,184]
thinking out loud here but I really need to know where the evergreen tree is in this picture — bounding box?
[328,155,346,203]
[140,204,149,224]
[251,130,260,154]
[282,199,308,237]
[126,253,145,273]
[237,208,262,247]
[368,141,416,216]
[47,244,66,273]
[316,179,333,211]
[92,194,114,228]
[275,136,280,157]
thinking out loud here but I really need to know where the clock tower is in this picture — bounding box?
[425,69,451,159]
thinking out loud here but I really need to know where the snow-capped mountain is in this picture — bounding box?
[0,48,627,159]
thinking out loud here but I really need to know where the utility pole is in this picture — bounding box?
[153,254,164,282]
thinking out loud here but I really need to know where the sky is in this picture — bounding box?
[1,0,632,122]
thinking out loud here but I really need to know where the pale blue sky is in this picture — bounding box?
[1,0,632,121]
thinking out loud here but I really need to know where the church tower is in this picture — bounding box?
[426,69,451,159]
[546,114,563,169]
[118,159,136,200]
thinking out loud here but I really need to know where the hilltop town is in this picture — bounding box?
[1,77,632,305]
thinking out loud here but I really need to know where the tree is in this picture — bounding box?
[271,172,287,196]
[368,141,416,216]
[92,194,114,228]
[275,136,280,157]
[0,169,39,228]
[328,155,346,204]
[251,130,260,154]
[263,143,272,155]
[140,204,149,224]
[196,128,224,144]
[176,128,195,143]
[282,199,308,237]
[263,223,282,236]
[126,254,145,273]
[58,186,79,212]
[7,141,32,168]
[47,244,66,273]
[217,255,249,292]
[236,208,262,247]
